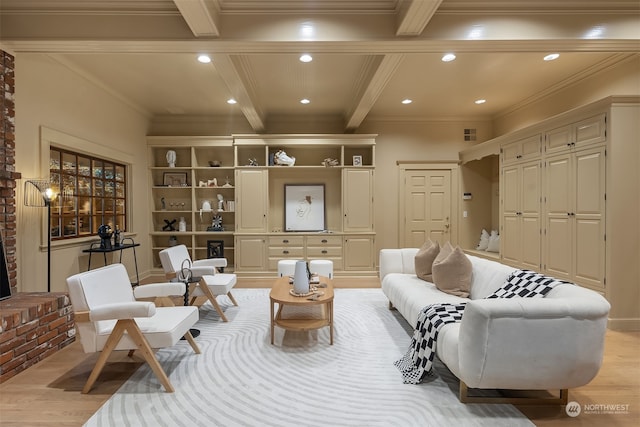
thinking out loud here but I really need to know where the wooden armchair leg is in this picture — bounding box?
[121,319,174,393]
[227,291,238,306]
[183,330,201,354]
[82,320,127,394]
[199,280,229,322]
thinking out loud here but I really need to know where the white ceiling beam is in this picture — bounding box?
[345,54,404,131]
[213,54,266,132]
[396,0,443,36]
[173,0,221,37]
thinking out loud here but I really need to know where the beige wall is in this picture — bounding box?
[356,119,494,254]
[494,55,640,135]
[14,54,150,292]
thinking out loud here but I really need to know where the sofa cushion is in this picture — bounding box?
[381,273,468,327]
[487,230,500,252]
[414,239,439,282]
[476,229,490,250]
[432,243,472,298]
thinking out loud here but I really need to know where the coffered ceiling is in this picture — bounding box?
[1,0,638,132]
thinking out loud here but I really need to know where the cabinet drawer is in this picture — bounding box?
[307,246,343,257]
[268,246,304,257]
[306,235,342,246]
[268,236,304,246]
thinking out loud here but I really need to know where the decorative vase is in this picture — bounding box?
[293,260,310,295]
[168,236,178,246]
[178,217,187,232]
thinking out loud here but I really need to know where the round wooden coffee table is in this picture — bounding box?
[269,276,334,345]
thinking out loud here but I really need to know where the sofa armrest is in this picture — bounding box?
[89,302,156,321]
[458,296,610,390]
[134,282,186,299]
[193,258,227,269]
[379,248,419,280]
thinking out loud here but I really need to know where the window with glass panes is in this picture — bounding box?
[49,148,127,240]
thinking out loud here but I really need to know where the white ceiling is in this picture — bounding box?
[1,0,639,132]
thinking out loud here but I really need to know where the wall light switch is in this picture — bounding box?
[463,211,468,218]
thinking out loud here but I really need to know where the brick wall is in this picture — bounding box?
[0,50,76,383]
[1,50,20,293]
[0,293,75,382]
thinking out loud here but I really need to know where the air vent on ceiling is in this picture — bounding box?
[464,128,477,142]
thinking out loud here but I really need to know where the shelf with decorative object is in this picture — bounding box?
[148,134,376,277]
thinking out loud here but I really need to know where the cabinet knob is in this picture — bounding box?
[283,239,289,243]
[321,239,327,243]
[283,250,289,254]
[322,250,328,254]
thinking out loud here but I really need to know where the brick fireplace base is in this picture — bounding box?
[0,293,75,383]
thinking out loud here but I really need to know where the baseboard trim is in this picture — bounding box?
[607,317,640,331]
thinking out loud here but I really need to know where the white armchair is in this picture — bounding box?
[66,263,201,393]
[159,244,238,322]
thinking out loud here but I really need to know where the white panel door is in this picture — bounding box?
[402,170,451,247]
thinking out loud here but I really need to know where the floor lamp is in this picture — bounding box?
[24,179,56,292]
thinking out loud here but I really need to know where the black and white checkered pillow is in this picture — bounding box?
[486,269,570,299]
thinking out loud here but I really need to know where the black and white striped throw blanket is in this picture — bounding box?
[394,270,570,384]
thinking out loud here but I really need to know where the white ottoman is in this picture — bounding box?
[277,259,298,277]
[309,259,333,279]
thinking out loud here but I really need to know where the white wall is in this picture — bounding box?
[14,54,150,292]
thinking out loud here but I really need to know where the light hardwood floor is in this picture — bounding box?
[1,280,638,426]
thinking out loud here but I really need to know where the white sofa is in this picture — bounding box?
[380,248,611,403]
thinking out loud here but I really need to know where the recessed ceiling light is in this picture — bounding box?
[543,53,560,61]
[475,99,486,104]
[299,54,313,63]
[300,98,310,104]
[401,99,412,104]
[441,53,456,62]
[197,54,211,63]
[227,98,237,105]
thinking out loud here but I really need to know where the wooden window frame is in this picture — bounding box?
[49,147,127,240]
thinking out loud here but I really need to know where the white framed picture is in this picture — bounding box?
[353,155,363,167]
[284,184,326,231]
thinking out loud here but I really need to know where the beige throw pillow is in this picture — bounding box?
[414,239,440,282]
[432,242,472,298]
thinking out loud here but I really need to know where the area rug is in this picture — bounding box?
[85,288,533,427]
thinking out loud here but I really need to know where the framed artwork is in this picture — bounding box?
[163,172,188,187]
[284,184,326,232]
[207,240,224,258]
[353,155,363,167]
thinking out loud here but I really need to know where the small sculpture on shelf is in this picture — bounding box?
[217,193,224,211]
[207,214,223,231]
[166,150,177,168]
[273,150,295,166]
[161,197,166,210]
[248,158,259,166]
[168,235,178,246]
[222,176,233,188]
[208,160,221,167]
[163,219,177,231]
[322,158,339,167]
